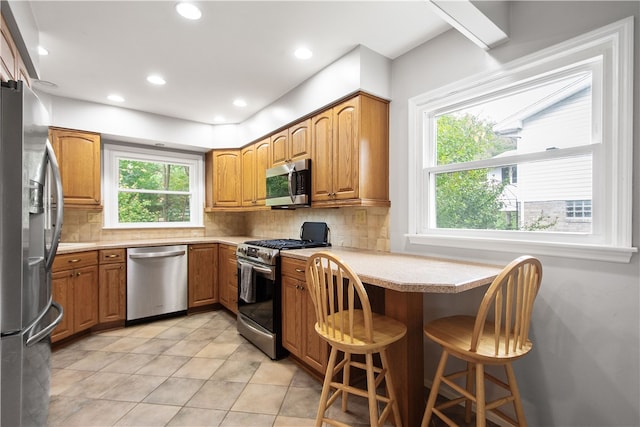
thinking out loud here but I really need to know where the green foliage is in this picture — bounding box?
[118,160,190,223]
[435,114,515,230]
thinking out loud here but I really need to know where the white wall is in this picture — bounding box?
[44,45,391,151]
[390,2,639,426]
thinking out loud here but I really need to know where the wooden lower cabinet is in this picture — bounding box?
[52,251,99,343]
[281,257,327,374]
[218,244,238,313]
[98,249,126,323]
[188,244,219,308]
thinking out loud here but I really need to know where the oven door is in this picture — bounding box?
[237,258,276,332]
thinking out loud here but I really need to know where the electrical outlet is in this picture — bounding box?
[355,209,367,225]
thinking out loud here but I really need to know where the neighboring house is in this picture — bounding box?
[490,77,593,232]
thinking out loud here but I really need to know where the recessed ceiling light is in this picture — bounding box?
[233,99,247,108]
[213,115,225,123]
[107,94,125,102]
[147,75,166,85]
[37,46,49,56]
[294,47,312,60]
[176,2,201,20]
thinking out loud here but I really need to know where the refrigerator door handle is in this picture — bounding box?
[44,141,64,271]
[25,299,63,347]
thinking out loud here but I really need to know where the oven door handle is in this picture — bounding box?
[238,259,275,278]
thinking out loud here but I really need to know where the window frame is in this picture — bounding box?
[103,143,204,229]
[407,17,635,263]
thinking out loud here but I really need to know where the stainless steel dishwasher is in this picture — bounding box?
[126,245,188,322]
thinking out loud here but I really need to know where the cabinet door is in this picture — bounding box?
[281,275,303,357]
[188,244,219,307]
[49,128,101,207]
[302,289,327,373]
[332,97,359,200]
[225,255,238,314]
[98,263,126,322]
[289,119,312,162]
[213,150,241,207]
[51,270,74,342]
[73,265,99,332]
[311,110,333,201]
[270,129,289,167]
[254,138,270,205]
[241,145,255,206]
[218,245,238,313]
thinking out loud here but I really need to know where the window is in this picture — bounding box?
[408,18,635,262]
[104,144,203,228]
[566,200,592,219]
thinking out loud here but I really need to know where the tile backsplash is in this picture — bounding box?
[244,207,390,251]
[60,207,390,252]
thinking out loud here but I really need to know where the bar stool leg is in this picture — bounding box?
[316,346,339,427]
[421,350,449,427]
[380,348,403,427]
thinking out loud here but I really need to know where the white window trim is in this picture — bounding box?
[103,144,204,229]
[407,17,635,263]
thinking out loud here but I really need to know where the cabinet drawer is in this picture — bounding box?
[53,251,98,271]
[281,258,306,281]
[99,249,125,264]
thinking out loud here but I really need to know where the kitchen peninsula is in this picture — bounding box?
[56,238,502,426]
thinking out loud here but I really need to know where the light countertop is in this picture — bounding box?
[57,237,502,294]
[56,236,255,254]
[280,247,502,294]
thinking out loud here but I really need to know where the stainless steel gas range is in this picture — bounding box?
[235,222,330,359]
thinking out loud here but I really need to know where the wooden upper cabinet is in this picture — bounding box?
[254,138,270,205]
[311,110,333,201]
[241,144,255,207]
[208,149,241,208]
[271,129,288,167]
[311,94,389,207]
[49,127,102,208]
[241,138,269,208]
[1,14,17,82]
[289,119,312,163]
[271,119,312,167]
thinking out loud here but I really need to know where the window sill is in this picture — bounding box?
[406,234,637,263]
[103,224,205,230]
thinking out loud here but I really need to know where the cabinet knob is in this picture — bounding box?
[76,272,81,277]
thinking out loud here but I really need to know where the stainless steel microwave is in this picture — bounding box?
[266,158,311,208]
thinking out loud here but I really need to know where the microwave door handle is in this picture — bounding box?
[287,164,296,203]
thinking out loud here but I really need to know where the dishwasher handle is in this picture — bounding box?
[128,249,186,260]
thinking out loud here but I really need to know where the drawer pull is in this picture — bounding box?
[295,268,304,273]
[106,254,119,258]
[68,259,80,263]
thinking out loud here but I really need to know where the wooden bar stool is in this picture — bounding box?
[305,251,407,427]
[421,256,542,427]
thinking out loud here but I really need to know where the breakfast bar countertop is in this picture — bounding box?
[281,247,502,294]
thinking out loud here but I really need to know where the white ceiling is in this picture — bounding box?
[30,1,451,125]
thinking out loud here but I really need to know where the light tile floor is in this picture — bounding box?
[48,310,378,427]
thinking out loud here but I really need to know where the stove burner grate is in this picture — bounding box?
[244,239,330,250]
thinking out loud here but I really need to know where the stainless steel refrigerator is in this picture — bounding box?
[1,80,64,426]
